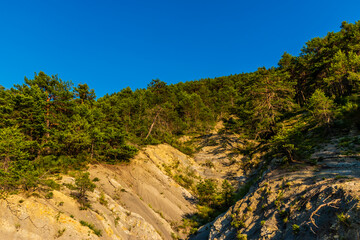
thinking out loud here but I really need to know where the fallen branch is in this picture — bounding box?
[309,199,340,228]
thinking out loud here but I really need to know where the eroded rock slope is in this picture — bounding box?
[206,134,360,240]
[0,144,201,240]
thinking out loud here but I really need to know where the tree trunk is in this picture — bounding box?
[91,143,94,159]
[145,110,161,139]
[45,95,50,140]
[3,155,10,172]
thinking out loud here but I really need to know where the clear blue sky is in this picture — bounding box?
[0,0,359,97]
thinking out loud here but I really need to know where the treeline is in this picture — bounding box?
[1,20,360,191]
[0,71,236,191]
[0,73,139,191]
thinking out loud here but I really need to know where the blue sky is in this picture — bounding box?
[0,0,359,97]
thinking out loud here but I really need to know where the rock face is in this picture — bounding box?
[205,135,360,240]
[0,192,162,240]
[192,133,245,185]
[0,144,201,240]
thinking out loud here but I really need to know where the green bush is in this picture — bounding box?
[80,220,102,236]
[292,224,300,234]
[237,233,247,240]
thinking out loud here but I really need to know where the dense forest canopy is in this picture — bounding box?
[0,21,360,192]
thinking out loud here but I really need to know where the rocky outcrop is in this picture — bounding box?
[205,135,360,240]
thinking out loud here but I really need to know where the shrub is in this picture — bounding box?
[55,228,66,238]
[80,220,102,236]
[42,179,61,190]
[237,233,247,240]
[45,192,54,199]
[74,172,96,209]
[292,224,300,234]
[337,212,350,226]
[99,192,108,206]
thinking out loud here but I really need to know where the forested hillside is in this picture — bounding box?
[1,20,360,198]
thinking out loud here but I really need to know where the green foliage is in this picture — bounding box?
[0,72,141,193]
[232,219,246,229]
[338,136,360,154]
[74,83,96,103]
[181,178,236,234]
[99,192,108,206]
[196,204,215,222]
[269,119,307,162]
[75,172,96,209]
[237,233,247,240]
[337,212,350,226]
[292,224,300,234]
[308,89,335,126]
[232,67,297,138]
[45,192,54,199]
[79,220,102,236]
[221,180,235,206]
[171,232,180,240]
[0,126,33,171]
[196,179,217,206]
[173,174,194,189]
[42,179,61,190]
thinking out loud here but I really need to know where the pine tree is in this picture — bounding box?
[0,126,32,171]
[308,89,335,126]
